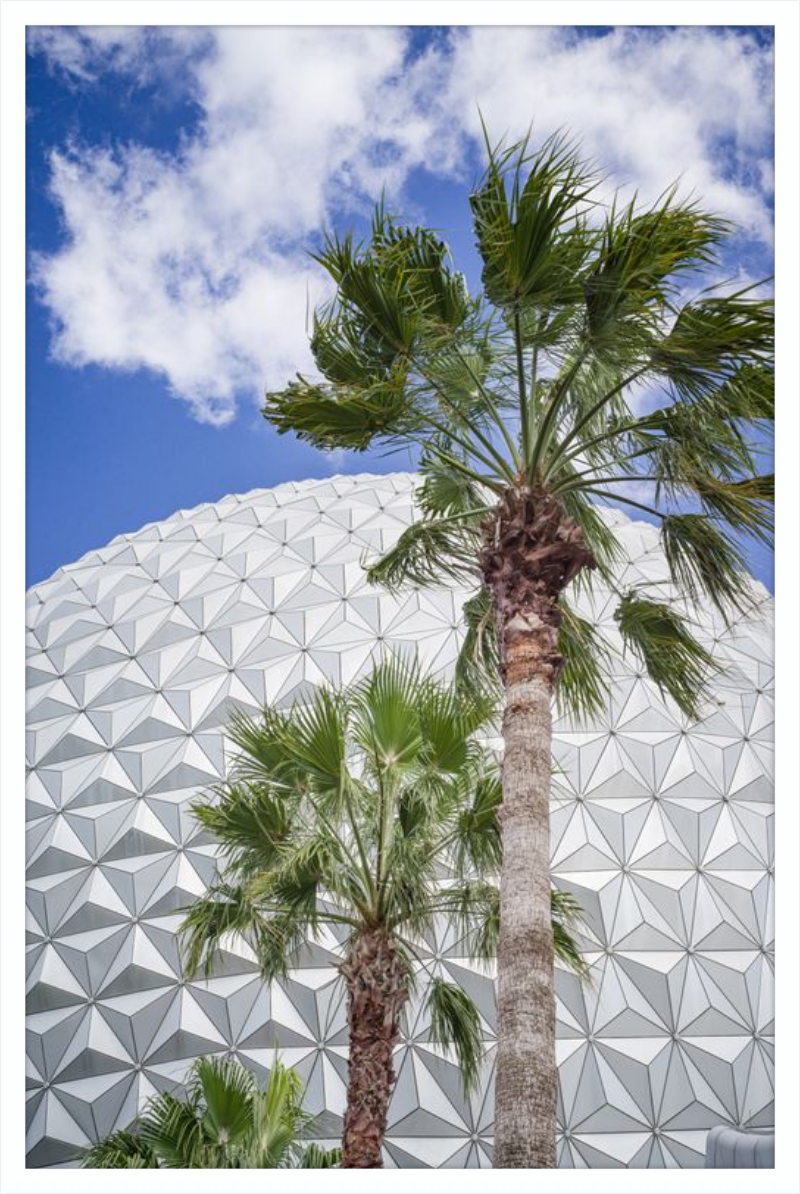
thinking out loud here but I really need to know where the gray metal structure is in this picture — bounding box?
[705,1125,774,1168]
[26,473,775,1168]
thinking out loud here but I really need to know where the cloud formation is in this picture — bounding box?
[29,25,774,425]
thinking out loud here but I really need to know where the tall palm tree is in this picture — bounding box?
[261,132,774,1167]
[81,1055,340,1168]
[179,659,586,1168]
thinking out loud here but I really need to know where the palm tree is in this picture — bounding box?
[81,1054,340,1168]
[179,659,587,1168]
[261,131,774,1166]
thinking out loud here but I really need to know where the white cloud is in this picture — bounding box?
[443,26,774,241]
[28,25,773,425]
[26,25,208,84]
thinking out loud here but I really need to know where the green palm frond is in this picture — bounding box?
[425,880,500,963]
[417,449,492,518]
[425,977,484,1095]
[179,881,266,979]
[249,1061,308,1168]
[661,513,754,618]
[651,291,774,401]
[300,1142,342,1168]
[556,600,612,721]
[363,212,474,335]
[277,686,348,796]
[81,1130,160,1169]
[558,486,623,582]
[351,656,426,772]
[263,371,416,453]
[693,473,773,545]
[365,514,481,591]
[454,586,501,700]
[225,704,298,786]
[471,128,598,310]
[714,360,774,421]
[179,882,314,982]
[414,676,496,775]
[551,889,591,977]
[190,783,290,873]
[195,1055,257,1151]
[614,592,716,719]
[253,834,334,919]
[585,190,727,349]
[640,416,757,497]
[310,305,395,386]
[137,1086,207,1168]
[453,767,503,875]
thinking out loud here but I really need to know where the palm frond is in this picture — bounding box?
[365,513,480,591]
[179,881,263,979]
[651,291,774,401]
[351,656,425,773]
[425,879,500,963]
[614,593,716,719]
[179,882,311,982]
[250,1062,309,1168]
[310,304,394,386]
[364,212,474,336]
[137,1086,207,1168]
[470,129,598,310]
[299,1143,341,1168]
[81,1056,328,1170]
[278,687,348,798]
[661,513,754,618]
[190,783,291,874]
[417,449,491,518]
[414,675,496,776]
[585,190,727,350]
[252,836,332,922]
[693,473,774,545]
[195,1055,256,1151]
[81,1130,160,1169]
[425,977,484,1095]
[224,704,297,787]
[551,888,590,977]
[263,370,417,453]
[558,487,623,582]
[452,767,503,876]
[715,360,774,421]
[556,599,611,721]
[454,587,501,700]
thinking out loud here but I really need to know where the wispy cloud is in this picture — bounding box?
[28,25,774,426]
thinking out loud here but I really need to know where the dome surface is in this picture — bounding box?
[25,473,774,1168]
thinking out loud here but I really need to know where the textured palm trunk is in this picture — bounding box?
[339,927,409,1168]
[480,488,594,1169]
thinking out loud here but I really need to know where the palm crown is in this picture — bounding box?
[81,1055,340,1168]
[264,131,773,718]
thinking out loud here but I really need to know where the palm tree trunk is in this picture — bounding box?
[480,488,594,1168]
[339,927,409,1168]
[495,656,558,1167]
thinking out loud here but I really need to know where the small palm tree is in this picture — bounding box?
[261,131,773,1166]
[179,659,586,1168]
[80,1055,340,1168]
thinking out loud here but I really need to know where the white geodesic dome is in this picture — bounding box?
[25,473,774,1168]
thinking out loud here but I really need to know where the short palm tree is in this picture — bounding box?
[262,131,773,1166]
[179,659,586,1168]
[81,1054,340,1168]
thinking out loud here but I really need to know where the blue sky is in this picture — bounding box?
[26,25,774,588]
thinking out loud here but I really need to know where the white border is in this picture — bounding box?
[2,4,798,1192]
